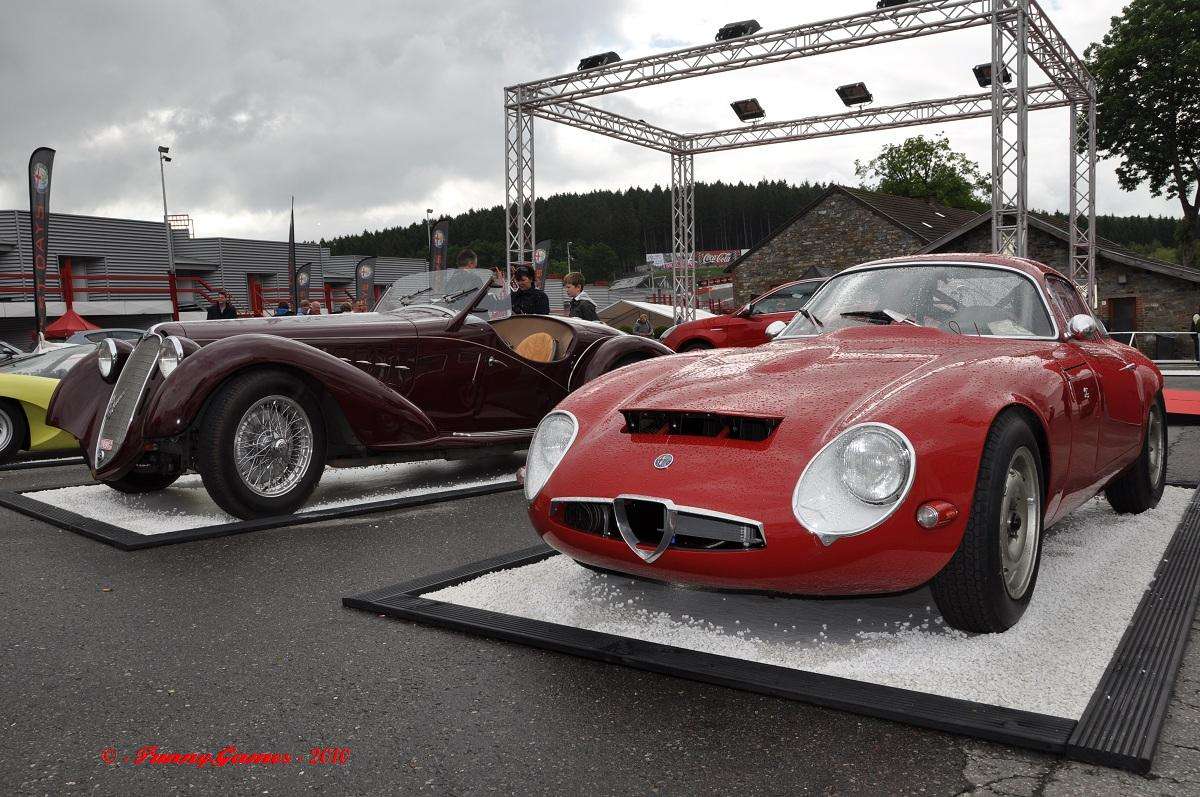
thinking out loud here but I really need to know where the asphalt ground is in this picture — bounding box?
[2,423,1199,796]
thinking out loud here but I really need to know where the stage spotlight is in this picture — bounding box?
[876,0,912,7]
[716,19,762,41]
[577,51,621,71]
[730,98,766,122]
[972,62,1013,87]
[836,82,874,106]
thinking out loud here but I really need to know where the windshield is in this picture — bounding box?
[1,345,91,379]
[375,268,510,319]
[778,264,1055,339]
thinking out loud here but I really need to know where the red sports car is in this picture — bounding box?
[524,254,1167,633]
[660,277,824,352]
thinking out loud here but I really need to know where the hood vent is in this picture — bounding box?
[621,410,780,442]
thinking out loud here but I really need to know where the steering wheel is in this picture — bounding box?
[926,288,961,322]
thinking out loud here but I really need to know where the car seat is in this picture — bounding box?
[514,332,557,363]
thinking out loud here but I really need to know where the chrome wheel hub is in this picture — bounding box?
[1000,446,1040,601]
[233,395,313,498]
[1147,404,1165,488]
[0,408,11,451]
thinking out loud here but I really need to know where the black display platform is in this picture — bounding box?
[0,455,85,472]
[0,481,520,550]
[344,487,1200,773]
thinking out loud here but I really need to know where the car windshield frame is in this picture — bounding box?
[775,261,1059,341]
[0,345,91,379]
[374,268,509,319]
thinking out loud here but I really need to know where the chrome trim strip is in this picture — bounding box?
[776,260,1062,342]
[450,428,536,439]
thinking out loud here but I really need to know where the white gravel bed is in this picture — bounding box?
[427,487,1194,719]
[24,456,521,535]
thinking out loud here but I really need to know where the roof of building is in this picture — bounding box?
[725,185,981,273]
[918,211,1200,285]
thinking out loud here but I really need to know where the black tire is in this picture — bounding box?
[930,411,1044,633]
[1104,394,1167,514]
[679,340,713,352]
[0,400,28,464]
[196,370,326,520]
[106,470,180,494]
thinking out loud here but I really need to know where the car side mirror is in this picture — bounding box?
[765,320,787,339]
[1068,313,1096,340]
[737,305,753,318]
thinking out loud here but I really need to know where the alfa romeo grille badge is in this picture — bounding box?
[653,453,674,470]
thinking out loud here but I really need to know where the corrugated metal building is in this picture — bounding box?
[0,210,427,347]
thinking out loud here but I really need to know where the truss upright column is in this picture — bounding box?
[1068,95,1098,305]
[504,88,536,286]
[670,151,696,323]
[990,0,1029,257]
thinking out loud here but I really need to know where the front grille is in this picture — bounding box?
[551,497,765,552]
[621,410,780,442]
[94,335,160,468]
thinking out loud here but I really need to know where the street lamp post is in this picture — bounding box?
[566,241,573,273]
[158,145,179,321]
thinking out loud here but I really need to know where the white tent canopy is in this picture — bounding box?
[598,300,715,330]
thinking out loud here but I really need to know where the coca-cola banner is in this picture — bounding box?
[355,256,376,309]
[28,147,55,338]
[644,248,747,268]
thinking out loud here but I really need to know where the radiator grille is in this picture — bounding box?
[621,410,780,442]
[94,335,160,468]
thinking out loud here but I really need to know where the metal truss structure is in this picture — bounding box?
[504,0,1097,320]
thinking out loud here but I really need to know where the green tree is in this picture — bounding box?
[855,134,990,211]
[1087,0,1200,267]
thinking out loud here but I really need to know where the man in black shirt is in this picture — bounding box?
[509,266,549,315]
[206,290,238,320]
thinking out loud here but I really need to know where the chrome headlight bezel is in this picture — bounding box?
[157,335,186,379]
[791,422,916,546]
[524,410,579,501]
[96,338,118,381]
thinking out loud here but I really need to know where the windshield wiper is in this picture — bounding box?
[398,286,433,306]
[799,307,823,328]
[839,308,920,326]
[440,284,483,304]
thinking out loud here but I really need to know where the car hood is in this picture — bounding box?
[156,311,420,345]
[620,325,1021,435]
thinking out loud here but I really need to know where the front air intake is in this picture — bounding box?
[621,410,780,442]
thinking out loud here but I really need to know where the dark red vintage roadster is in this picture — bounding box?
[525,254,1168,633]
[48,269,670,518]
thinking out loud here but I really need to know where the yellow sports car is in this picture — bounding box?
[0,345,91,463]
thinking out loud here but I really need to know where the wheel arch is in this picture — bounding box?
[992,400,1052,507]
[568,334,673,391]
[142,334,438,449]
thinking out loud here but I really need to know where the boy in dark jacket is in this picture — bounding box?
[562,272,599,321]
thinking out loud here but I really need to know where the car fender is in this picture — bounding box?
[0,373,77,452]
[142,334,438,447]
[568,334,674,391]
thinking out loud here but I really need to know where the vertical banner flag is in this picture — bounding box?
[533,240,551,288]
[296,262,312,303]
[28,148,55,340]
[355,256,376,310]
[288,196,298,313]
[430,219,449,271]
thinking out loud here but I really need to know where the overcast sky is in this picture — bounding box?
[0,0,1175,244]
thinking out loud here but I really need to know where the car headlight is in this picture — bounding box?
[659,325,677,341]
[524,411,579,500]
[792,423,915,545]
[96,338,118,380]
[158,335,186,379]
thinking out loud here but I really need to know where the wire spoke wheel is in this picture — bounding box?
[999,446,1040,601]
[233,395,314,498]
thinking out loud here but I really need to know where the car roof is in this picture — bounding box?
[846,252,1063,282]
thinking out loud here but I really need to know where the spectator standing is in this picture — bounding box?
[632,313,653,337]
[562,272,599,321]
[206,290,238,320]
[307,300,323,316]
[274,302,291,317]
[1192,310,1200,361]
[509,266,550,315]
[352,300,368,313]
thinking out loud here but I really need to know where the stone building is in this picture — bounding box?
[727,185,1200,332]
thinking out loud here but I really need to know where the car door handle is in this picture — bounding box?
[487,356,503,368]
